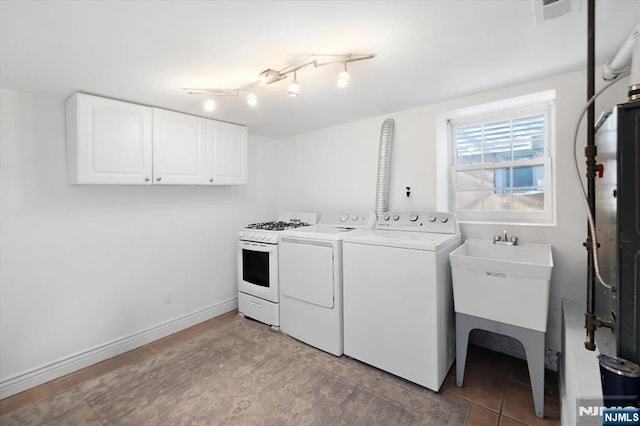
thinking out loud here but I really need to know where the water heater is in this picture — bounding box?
[616,100,640,364]
[594,100,640,365]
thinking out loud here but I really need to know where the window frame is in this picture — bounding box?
[441,91,556,226]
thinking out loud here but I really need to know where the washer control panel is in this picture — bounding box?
[377,211,458,233]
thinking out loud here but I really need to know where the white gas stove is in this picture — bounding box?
[237,212,316,328]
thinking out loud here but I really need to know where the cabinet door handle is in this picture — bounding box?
[156,177,162,182]
[144,177,150,182]
[209,178,213,183]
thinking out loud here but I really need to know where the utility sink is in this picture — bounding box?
[449,239,554,332]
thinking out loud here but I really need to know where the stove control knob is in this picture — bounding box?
[351,214,359,221]
[260,235,266,240]
[339,214,349,222]
[239,231,245,238]
[409,214,419,222]
[266,235,273,242]
[383,214,390,221]
[429,216,436,222]
[440,216,449,223]
[249,233,255,240]
[393,215,400,221]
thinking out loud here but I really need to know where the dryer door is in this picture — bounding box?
[279,238,335,308]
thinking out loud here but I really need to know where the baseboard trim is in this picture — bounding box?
[0,298,238,399]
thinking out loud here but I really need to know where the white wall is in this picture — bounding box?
[274,68,630,360]
[0,90,278,397]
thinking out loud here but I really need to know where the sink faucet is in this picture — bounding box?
[494,231,518,246]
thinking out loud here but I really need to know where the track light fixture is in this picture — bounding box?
[184,53,374,111]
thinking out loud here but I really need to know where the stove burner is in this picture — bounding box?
[246,219,310,231]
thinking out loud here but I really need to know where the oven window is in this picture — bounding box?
[242,249,270,287]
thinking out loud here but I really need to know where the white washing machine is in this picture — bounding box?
[278,210,376,356]
[342,211,461,391]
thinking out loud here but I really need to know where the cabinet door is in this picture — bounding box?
[152,108,206,185]
[206,120,247,185]
[67,93,152,184]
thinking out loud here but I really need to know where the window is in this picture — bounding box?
[442,91,555,225]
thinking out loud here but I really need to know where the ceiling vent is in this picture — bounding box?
[532,0,581,26]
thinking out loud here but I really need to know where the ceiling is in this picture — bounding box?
[1,1,639,138]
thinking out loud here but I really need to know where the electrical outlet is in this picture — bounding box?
[164,290,173,304]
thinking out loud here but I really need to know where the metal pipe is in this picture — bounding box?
[375,118,395,219]
[585,0,597,352]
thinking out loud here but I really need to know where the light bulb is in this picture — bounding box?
[204,98,216,111]
[247,92,257,107]
[288,80,300,97]
[288,71,300,97]
[337,70,350,88]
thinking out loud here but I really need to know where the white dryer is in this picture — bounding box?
[278,210,376,356]
[342,211,461,391]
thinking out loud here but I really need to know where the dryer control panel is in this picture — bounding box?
[376,211,459,234]
[319,210,376,229]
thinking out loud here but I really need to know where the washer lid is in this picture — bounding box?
[342,229,461,251]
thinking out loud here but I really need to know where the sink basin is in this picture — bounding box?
[449,239,553,332]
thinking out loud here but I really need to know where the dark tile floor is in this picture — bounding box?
[442,345,560,425]
[0,311,560,425]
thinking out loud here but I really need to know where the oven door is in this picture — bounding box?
[237,240,279,303]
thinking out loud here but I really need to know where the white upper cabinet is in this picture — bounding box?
[66,93,153,184]
[66,93,247,185]
[206,120,248,185]
[152,108,207,185]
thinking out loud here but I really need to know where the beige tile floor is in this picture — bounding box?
[0,311,560,425]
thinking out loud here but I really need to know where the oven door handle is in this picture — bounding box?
[237,241,277,252]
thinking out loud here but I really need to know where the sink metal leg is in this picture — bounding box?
[455,313,546,418]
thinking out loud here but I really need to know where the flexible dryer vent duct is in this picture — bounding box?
[375,118,396,219]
